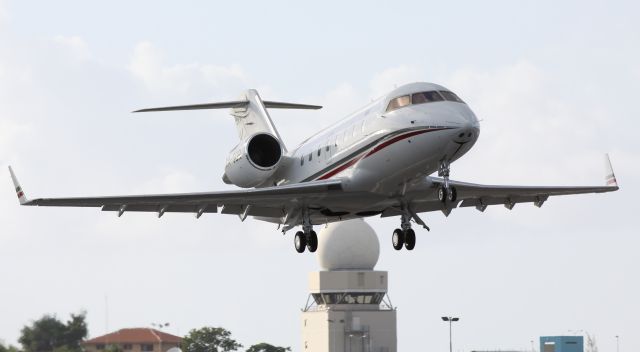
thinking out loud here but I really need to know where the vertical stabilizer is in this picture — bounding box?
[231,90,287,152]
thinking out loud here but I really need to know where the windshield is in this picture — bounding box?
[412,91,444,104]
[439,90,465,103]
[385,89,466,113]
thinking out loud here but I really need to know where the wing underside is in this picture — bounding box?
[9,154,619,230]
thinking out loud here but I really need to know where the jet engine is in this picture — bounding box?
[223,133,283,188]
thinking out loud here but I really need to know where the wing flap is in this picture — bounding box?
[100,204,219,213]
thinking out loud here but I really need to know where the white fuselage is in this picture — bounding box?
[272,82,480,195]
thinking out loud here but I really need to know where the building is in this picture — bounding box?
[83,328,181,352]
[540,336,584,352]
[301,219,396,352]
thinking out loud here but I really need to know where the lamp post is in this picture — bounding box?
[615,335,619,352]
[151,323,170,352]
[441,316,460,352]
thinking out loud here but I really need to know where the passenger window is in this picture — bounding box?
[386,95,411,112]
[308,153,312,161]
[300,156,304,166]
[439,91,465,103]
[412,91,444,104]
[317,148,321,157]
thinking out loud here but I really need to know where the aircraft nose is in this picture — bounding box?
[452,112,480,143]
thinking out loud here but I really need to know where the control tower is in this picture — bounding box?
[301,219,396,352]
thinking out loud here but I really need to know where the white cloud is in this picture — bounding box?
[132,169,198,194]
[0,0,6,26]
[128,41,248,96]
[369,65,422,98]
[53,35,91,61]
[0,119,32,161]
[442,60,607,185]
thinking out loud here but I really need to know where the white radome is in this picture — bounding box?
[317,219,380,271]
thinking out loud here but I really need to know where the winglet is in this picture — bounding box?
[8,166,29,205]
[604,154,618,188]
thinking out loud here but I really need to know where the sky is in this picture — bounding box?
[1,0,639,351]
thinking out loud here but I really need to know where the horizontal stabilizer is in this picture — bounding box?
[133,101,248,113]
[133,100,321,113]
[263,101,322,110]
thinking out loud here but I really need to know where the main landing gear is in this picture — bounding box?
[293,208,318,253]
[392,211,416,250]
[294,229,318,253]
[437,160,457,203]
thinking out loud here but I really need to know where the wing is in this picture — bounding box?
[8,166,343,219]
[437,178,617,211]
[401,154,619,218]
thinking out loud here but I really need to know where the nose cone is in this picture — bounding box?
[457,107,480,129]
[451,109,480,144]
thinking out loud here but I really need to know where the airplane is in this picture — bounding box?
[9,82,619,253]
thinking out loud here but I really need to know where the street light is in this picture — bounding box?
[615,335,619,352]
[441,316,460,352]
[151,322,170,330]
[150,323,170,352]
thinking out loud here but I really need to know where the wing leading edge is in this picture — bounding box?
[427,154,619,212]
[8,166,343,219]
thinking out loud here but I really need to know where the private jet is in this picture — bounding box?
[9,82,619,253]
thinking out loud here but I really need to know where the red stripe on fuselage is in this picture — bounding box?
[317,128,446,180]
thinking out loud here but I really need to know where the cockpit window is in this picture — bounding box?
[439,90,465,103]
[412,91,444,104]
[385,95,411,112]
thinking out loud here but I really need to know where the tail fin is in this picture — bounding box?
[604,153,618,187]
[231,90,289,150]
[133,90,321,151]
[8,166,29,205]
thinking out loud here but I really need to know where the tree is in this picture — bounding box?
[182,327,242,352]
[0,341,21,352]
[246,343,291,352]
[18,312,87,352]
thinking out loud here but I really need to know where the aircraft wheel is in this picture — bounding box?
[307,231,318,253]
[447,186,457,202]
[294,231,307,253]
[392,228,404,250]
[404,228,416,250]
[438,186,446,203]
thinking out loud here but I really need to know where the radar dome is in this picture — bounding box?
[317,219,380,271]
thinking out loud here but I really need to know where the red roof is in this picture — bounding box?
[84,328,182,344]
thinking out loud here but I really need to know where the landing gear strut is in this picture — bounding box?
[438,160,457,203]
[294,208,318,254]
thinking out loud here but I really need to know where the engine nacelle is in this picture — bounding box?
[223,133,283,188]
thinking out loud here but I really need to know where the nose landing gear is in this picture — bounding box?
[438,160,457,203]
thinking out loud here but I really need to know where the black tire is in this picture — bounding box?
[307,231,318,253]
[404,228,416,250]
[447,186,457,202]
[294,231,307,253]
[392,228,404,250]
[438,186,446,203]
